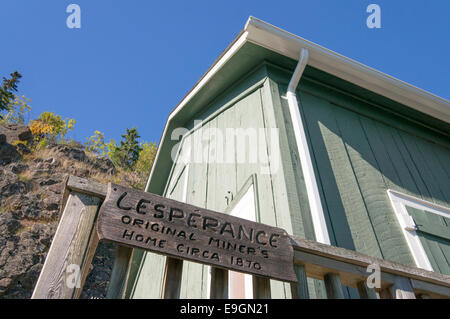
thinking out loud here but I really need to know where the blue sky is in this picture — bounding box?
[1,1,449,144]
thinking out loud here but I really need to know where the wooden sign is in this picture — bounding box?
[97,183,297,283]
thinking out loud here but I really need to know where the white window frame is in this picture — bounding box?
[227,182,257,299]
[387,189,450,272]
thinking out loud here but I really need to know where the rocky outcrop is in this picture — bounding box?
[0,124,33,145]
[0,127,117,299]
[0,124,32,166]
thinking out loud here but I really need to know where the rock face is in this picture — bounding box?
[0,124,33,145]
[0,124,32,166]
[0,127,117,299]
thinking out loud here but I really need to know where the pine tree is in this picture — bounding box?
[0,71,22,115]
[110,127,143,170]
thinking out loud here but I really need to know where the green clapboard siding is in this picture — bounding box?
[268,64,449,297]
[406,206,450,275]
[282,73,450,268]
[130,61,449,299]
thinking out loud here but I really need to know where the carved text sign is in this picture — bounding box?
[97,183,297,283]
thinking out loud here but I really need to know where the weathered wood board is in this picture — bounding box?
[97,183,297,283]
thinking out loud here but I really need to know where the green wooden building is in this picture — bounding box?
[124,17,450,299]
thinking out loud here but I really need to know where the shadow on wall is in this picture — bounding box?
[296,86,450,262]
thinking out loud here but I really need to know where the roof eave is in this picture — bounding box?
[245,17,450,123]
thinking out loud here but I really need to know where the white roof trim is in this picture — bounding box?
[245,17,450,123]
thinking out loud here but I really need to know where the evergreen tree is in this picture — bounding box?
[0,71,22,115]
[110,127,143,169]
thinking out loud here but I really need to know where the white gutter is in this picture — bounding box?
[286,48,331,245]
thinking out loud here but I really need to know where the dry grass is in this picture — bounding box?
[21,146,52,163]
[17,172,34,182]
[18,143,147,194]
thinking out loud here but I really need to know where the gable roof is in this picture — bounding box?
[146,17,450,194]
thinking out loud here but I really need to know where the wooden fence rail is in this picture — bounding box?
[32,176,450,299]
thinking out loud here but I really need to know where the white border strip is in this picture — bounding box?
[228,184,257,299]
[387,189,450,271]
[286,92,330,245]
[285,48,331,245]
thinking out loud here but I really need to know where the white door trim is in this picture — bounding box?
[227,183,257,299]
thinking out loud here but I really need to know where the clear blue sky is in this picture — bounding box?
[1,1,449,144]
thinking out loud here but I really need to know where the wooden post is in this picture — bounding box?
[32,192,102,299]
[291,265,309,299]
[391,276,416,299]
[379,288,392,299]
[357,281,378,299]
[253,276,271,299]
[324,273,345,299]
[162,257,183,299]
[106,245,133,299]
[210,267,228,299]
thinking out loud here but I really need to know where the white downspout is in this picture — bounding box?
[286,48,331,245]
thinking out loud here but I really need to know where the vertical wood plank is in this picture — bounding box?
[32,192,102,299]
[390,128,433,203]
[360,118,405,192]
[162,258,183,299]
[357,281,378,299]
[253,276,271,299]
[334,106,413,265]
[235,90,277,226]
[262,81,298,299]
[374,122,423,198]
[123,249,145,298]
[106,245,133,299]
[290,264,309,299]
[264,80,305,238]
[300,93,382,256]
[180,120,211,299]
[324,273,345,299]
[391,276,416,299]
[401,133,449,206]
[260,82,294,237]
[234,88,281,298]
[210,267,228,299]
[130,254,167,298]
